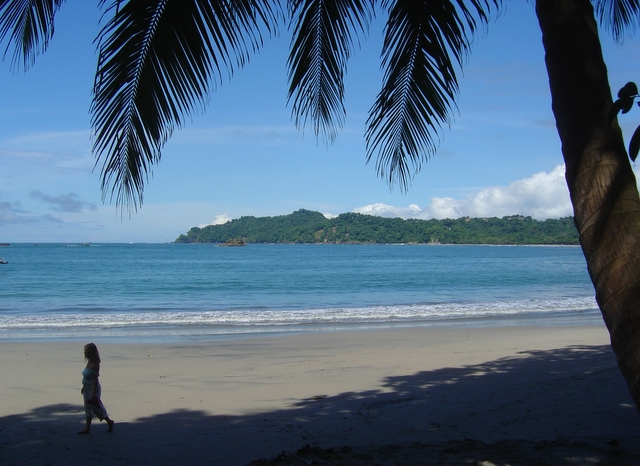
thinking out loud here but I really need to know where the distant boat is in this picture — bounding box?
[0,258,7,264]
[0,243,9,247]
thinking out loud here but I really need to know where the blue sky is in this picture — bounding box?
[1,1,640,243]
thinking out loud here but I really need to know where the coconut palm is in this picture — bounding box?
[537,0,640,408]
[2,0,640,409]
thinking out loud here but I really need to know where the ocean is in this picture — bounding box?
[0,243,601,342]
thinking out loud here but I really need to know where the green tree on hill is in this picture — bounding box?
[175,210,579,245]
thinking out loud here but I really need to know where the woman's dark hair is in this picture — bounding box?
[84,343,101,364]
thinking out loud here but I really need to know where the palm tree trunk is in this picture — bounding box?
[536,0,640,410]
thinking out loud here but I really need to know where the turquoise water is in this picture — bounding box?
[0,243,599,341]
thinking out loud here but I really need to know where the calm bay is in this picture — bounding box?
[0,243,599,341]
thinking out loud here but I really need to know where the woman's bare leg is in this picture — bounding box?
[77,417,92,434]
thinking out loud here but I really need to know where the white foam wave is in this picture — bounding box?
[0,296,598,330]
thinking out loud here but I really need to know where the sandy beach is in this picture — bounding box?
[1,325,640,465]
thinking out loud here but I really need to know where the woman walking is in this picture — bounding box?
[78,343,114,434]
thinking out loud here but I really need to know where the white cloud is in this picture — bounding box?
[0,130,94,172]
[173,125,299,146]
[200,214,231,228]
[3,130,91,150]
[428,165,571,219]
[354,165,573,220]
[0,149,54,160]
[354,203,424,218]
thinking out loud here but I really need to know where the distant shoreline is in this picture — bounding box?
[175,209,579,245]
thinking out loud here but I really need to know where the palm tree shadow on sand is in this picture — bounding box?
[1,344,640,465]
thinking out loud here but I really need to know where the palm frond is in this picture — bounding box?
[92,0,278,211]
[287,0,374,143]
[366,0,500,190]
[593,0,640,41]
[0,0,66,71]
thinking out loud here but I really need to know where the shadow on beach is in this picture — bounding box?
[2,344,640,465]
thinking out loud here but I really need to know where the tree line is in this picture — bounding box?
[175,209,579,245]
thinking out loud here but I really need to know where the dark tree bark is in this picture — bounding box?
[536,0,640,409]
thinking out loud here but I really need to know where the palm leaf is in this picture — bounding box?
[287,0,374,143]
[0,0,66,71]
[593,0,640,40]
[629,124,640,161]
[365,0,499,190]
[92,0,278,211]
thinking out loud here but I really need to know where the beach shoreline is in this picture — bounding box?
[0,307,604,344]
[1,324,639,465]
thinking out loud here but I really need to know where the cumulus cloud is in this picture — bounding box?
[428,165,571,219]
[354,203,424,218]
[355,165,572,220]
[29,191,97,213]
[199,214,231,228]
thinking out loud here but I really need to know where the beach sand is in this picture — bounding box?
[1,325,640,465]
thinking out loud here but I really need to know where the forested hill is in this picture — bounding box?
[175,209,579,245]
